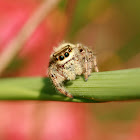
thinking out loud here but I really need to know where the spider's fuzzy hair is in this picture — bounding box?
[53,42,74,52]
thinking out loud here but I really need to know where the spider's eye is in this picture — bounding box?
[80,49,83,52]
[64,52,69,57]
[56,57,58,61]
[59,55,64,60]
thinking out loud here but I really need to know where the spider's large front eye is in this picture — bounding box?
[59,55,64,60]
[64,52,69,57]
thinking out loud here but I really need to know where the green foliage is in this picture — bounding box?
[0,68,140,102]
[68,0,114,39]
[117,33,140,62]
[58,0,68,11]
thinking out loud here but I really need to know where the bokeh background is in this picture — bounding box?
[0,0,140,140]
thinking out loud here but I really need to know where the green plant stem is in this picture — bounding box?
[0,68,140,103]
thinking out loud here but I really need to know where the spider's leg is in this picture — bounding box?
[77,44,99,81]
[87,50,94,76]
[93,55,99,72]
[77,44,90,81]
[48,67,73,98]
[84,49,89,81]
[87,53,99,76]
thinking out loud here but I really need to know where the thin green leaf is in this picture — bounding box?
[0,68,140,103]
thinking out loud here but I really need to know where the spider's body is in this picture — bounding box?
[48,43,99,98]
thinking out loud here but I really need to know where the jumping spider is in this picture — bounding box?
[48,43,99,98]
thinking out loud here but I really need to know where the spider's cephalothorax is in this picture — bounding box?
[48,43,99,98]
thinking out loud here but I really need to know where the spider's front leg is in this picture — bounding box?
[48,67,73,98]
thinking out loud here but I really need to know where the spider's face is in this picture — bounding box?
[52,43,75,65]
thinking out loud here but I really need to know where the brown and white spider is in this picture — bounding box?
[48,43,99,98]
